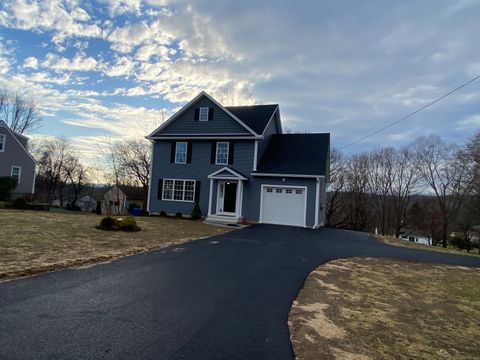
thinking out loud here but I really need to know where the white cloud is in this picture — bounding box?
[456,115,480,130]
[100,0,142,16]
[2,0,102,43]
[30,72,71,85]
[42,52,98,72]
[102,56,136,77]
[135,43,170,61]
[23,56,39,69]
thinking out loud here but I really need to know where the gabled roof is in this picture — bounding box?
[254,134,330,177]
[225,104,279,135]
[208,166,248,180]
[147,91,260,139]
[0,120,36,164]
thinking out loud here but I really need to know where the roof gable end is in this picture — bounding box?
[147,92,259,138]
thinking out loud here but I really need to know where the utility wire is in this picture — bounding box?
[338,74,480,150]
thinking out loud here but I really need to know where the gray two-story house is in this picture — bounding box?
[0,120,36,198]
[146,92,330,228]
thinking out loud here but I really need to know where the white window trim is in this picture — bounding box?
[162,178,195,202]
[0,134,5,152]
[11,166,21,183]
[175,141,188,164]
[215,142,229,165]
[199,107,209,122]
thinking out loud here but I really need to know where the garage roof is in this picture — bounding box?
[254,133,330,176]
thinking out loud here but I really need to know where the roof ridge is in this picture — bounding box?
[225,104,278,108]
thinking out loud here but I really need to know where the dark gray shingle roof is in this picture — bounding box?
[255,133,330,176]
[225,104,278,135]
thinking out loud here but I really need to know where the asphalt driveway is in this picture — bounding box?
[1,225,479,360]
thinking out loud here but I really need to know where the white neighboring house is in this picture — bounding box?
[400,234,431,245]
[0,121,36,198]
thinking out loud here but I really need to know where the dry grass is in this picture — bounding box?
[379,235,480,257]
[289,258,480,360]
[0,209,232,281]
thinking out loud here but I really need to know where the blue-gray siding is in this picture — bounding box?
[0,124,35,195]
[150,139,254,216]
[243,176,317,227]
[159,96,252,135]
[149,138,319,227]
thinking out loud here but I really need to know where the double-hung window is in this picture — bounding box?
[216,142,229,165]
[199,107,209,121]
[0,134,5,152]
[11,166,21,183]
[175,142,187,164]
[162,179,195,202]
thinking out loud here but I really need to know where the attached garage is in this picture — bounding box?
[260,185,307,227]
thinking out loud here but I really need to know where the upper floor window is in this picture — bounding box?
[199,107,209,121]
[216,142,229,165]
[0,134,5,152]
[175,142,187,164]
[11,166,21,183]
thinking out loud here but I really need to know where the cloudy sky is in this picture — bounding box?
[0,0,479,161]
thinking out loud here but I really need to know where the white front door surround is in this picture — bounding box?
[207,167,247,221]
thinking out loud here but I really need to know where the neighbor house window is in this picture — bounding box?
[199,107,209,121]
[0,134,5,152]
[162,179,195,202]
[11,166,21,183]
[216,142,229,165]
[175,142,187,164]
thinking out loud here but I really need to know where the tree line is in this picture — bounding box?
[327,132,480,249]
[33,137,150,209]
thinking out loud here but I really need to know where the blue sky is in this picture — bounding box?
[0,0,479,162]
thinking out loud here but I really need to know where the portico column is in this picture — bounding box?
[236,180,243,218]
[208,178,213,216]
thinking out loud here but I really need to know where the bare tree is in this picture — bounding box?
[35,137,70,204]
[215,83,256,106]
[343,153,372,231]
[326,148,347,227]
[63,154,88,207]
[390,146,419,237]
[411,135,475,247]
[0,89,41,134]
[465,129,480,194]
[111,139,151,204]
[366,148,394,235]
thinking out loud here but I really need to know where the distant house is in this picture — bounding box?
[101,185,144,215]
[76,195,97,213]
[0,120,36,198]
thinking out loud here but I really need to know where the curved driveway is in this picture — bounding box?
[1,225,479,359]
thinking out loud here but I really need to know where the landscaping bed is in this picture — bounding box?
[289,257,480,360]
[0,209,232,281]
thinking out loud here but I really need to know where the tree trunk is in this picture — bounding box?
[442,221,448,248]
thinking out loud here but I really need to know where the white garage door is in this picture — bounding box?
[260,186,306,227]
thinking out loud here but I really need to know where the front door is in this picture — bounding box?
[218,181,237,214]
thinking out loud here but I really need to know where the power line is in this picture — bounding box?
[338,74,480,150]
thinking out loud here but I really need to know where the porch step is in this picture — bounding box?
[204,215,243,226]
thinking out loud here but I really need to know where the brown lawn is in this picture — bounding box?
[0,209,233,281]
[289,257,480,360]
